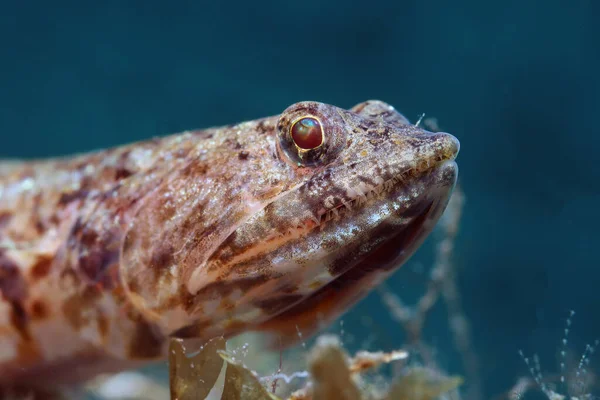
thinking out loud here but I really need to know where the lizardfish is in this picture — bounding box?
[0,100,459,388]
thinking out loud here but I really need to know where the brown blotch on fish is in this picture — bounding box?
[0,254,28,301]
[127,318,165,359]
[114,167,134,180]
[30,255,53,281]
[0,211,12,230]
[58,189,91,205]
[97,313,109,341]
[10,301,31,341]
[224,138,243,150]
[278,282,300,294]
[73,224,119,283]
[30,193,46,234]
[62,285,102,330]
[180,161,210,177]
[79,248,119,284]
[238,150,249,160]
[202,132,214,139]
[150,243,175,271]
[113,150,135,181]
[256,120,273,135]
[30,299,50,320]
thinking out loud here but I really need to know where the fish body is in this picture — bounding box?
[0,100,459,387]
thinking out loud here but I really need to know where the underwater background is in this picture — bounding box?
[0,1,599,398]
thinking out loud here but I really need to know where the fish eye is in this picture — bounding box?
[277,101,347,168]
[291,117,323,150]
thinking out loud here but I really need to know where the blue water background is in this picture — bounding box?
[1,1,599,398]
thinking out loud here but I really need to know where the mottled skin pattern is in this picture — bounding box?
[0,100,459,389]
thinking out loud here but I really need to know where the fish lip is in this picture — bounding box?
[445,132,460,160]
[307,160,457,300]
[316,158,457,227]
[433,131,460,161]
[433,159,459,187]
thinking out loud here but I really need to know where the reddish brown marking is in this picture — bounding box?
[58,190,90,205]
[10,301,31,341]
[180,160,210,177]
[61,285,102,330]
[0,254,28,301]
[127,318,164,359]
[224,138,243,150]
[278,282,300,294]
[0,211,11,229]
[30,299,49,320]
[74,224,119,283]
[150,243,175,271]
[97,313,109,340]
[256,120,270,134]
[114,167,134,180]
[79,250,118,284]
[30,255,53,280]
[30,193,46,235]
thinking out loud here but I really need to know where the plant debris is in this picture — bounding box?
[219,351,278,400]
[308,335,362,400]
[385,368,463,400]
[169,336,226,399]
[169,333,461,400]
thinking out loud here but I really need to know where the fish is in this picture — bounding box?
[0,100,459,389]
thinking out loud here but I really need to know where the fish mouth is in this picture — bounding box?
[317,157,458,227]
[316,158,458,297]
[316,131,459,226]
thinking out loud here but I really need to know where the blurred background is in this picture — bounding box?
[1,1,598,398]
